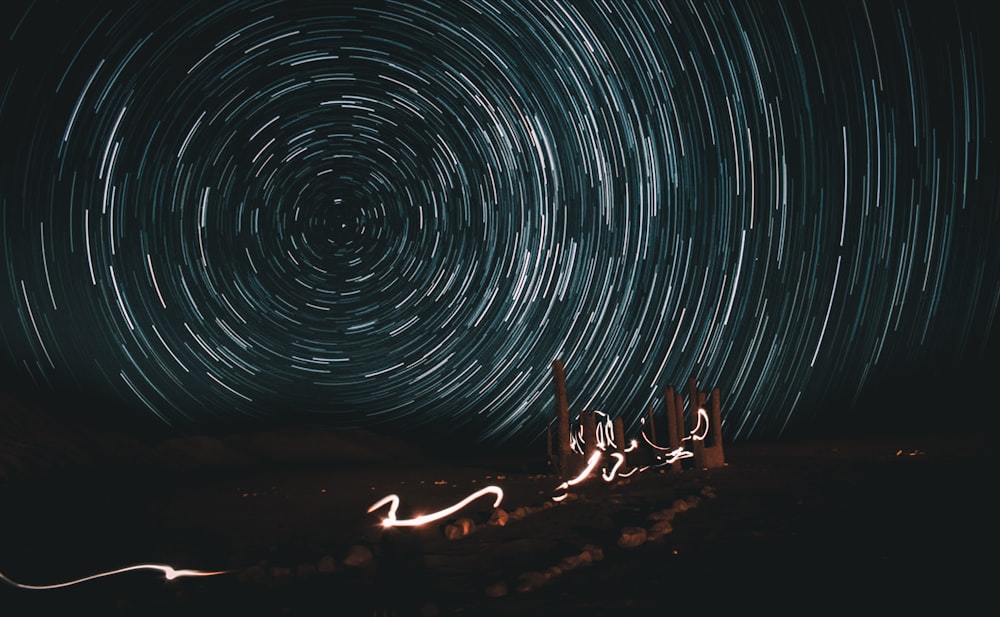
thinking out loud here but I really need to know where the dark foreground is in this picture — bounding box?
[0,433,990,615]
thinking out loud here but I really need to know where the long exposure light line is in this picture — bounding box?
[368,485,504,527]
[0,564,229,590]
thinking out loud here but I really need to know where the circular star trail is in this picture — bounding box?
[1,1,997,446]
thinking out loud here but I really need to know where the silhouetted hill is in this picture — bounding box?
[0,391,431,482]
[0,391,149,481]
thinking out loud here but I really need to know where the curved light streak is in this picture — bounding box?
[552,449,603,501]
[0,564,229,590]
[600,451,626,481]
[689,408,710,441]
[367,485,504,527]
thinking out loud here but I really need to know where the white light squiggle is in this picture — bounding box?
[0,564,229,590]
[552,450,603,501]
[570,411,617,454]
[601,452,626,481]
[552,405,714,500]
[637,408,708,467]
[367,485,504,527]
[640,431,697,464]
[689,408,709,440]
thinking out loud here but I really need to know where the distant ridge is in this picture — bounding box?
[0,391,148,481]
[1,391,431,481]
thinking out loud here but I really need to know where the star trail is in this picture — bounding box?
[1,0,997,447]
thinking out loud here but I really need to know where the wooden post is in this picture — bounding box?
[692,384,707,468]
[552,359,572,478]
[686,378,700,423]
[701,387,726,468]
[710,387,722,447]
[645,405,657,444]
[665,386,682,452]
[674,390,685,444]
[664,385,686,471]
[581,410,598,460]
[613,416,626,454]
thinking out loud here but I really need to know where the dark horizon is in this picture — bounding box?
[3,329,996,457]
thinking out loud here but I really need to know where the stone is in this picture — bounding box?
[268,565,292,580]
[582,543,604,561]
[648,519,673,541]
[647,507,676,521]
[617,526,648,549]
[444,517,476,539]
[343,544,374,567]
[316,554,337,573]
[484,581,508,598]
[238,565,266,583]
[488,508,510,526]
[559,550,593,571]
[516,570,549,593]
[510,506,533,520]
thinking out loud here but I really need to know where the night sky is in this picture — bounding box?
[1,0,997,449]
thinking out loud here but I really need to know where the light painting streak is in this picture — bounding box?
[689,408,710,441]
[552,449,603,501]
[368,485,504,527]
[0,564,229,590]
[552,405,712,500]
[600,451,626,482]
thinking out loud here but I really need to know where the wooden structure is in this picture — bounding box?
[548,360,725,475]
[547,359,578,478]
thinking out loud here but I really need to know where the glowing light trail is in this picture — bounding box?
[689,408,710,441]
[601,451,626,481]
[549,404,717,501]
[0,564,229,590]
[368,485,504,527]
[551,449,603,501]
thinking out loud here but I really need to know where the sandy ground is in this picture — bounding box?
[0,431,991,615]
